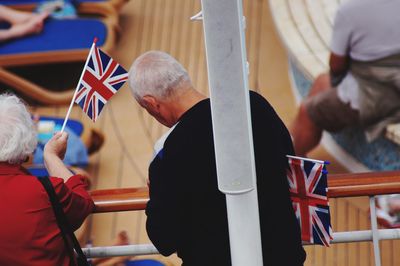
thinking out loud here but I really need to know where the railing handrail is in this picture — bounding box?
[91,187,148,213]
[91,171,400,213]
[328,171,400,198]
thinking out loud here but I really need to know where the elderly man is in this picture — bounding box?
[128,51,306,265]
[0,94,94,265]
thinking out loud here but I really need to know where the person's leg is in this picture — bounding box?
[0,5,30,24]
[290,103,322,156]
[8,11,48,37]
[308,73,331,97]
[0,5,49,41]
[290,73,331,156]
[0,5,47,25]
[91,231,132,266]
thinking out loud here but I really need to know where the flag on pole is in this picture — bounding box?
[74,41,128,122]
[286,155,333,246]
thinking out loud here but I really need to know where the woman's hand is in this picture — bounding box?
[44,132,74,181]
[44,132,68,160]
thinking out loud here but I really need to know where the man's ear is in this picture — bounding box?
[142,95,159,110]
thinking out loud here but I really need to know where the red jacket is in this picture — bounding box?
[0,163,94,266]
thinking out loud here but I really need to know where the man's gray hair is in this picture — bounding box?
[0,94,37,164]
[128,51,192,102]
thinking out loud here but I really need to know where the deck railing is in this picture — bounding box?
[86,171,400,265]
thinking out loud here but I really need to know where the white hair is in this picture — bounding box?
[128,51,192,102]
[0,94,37,164]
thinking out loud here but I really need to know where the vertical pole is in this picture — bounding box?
[200,0,263,265]
[369,196,382,266]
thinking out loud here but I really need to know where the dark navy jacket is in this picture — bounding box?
[146,91,306,266]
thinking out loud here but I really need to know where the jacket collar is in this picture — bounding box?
[0,163,28,175]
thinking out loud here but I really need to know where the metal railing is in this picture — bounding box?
[86,171,400,265]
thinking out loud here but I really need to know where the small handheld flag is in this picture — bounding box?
[61,38,128,131]
[286,155,333,247]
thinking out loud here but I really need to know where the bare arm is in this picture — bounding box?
[0,5,26,23]
[0,5,48,42]
[329,52,349,76]
[329,52,350,87]
[44,132,74,181]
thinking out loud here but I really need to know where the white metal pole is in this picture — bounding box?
[329,229,400,244]
[369,196,382,266]
[82,228,400,258]
[200,0,263,265]
[83,244,158,258]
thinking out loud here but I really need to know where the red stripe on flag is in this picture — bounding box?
[293,161,311,242]
[92,94,97,122]
[101,60,118,82]
[109,75,128,85]
[75,86,87,102]
[82,71,114,100]
[95,47,103,76]
[83,90,92,113]
[308,165,322,194]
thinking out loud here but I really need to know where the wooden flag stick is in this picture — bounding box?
[61,38,98,132]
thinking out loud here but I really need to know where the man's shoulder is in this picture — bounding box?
[165,100,212,146]
[249,90,280,118]
[249,90,273,106]
[175,99,212,131]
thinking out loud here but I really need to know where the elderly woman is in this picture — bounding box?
[0,94,94,265]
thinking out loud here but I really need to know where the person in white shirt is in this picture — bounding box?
[290,0,400,157]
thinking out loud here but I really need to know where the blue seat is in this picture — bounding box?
[0,0,119,5]
[0,16,116,105]
[27,166,51,177]
[0,0,128,17]
[0,17,110,63]
[125,259,165,266]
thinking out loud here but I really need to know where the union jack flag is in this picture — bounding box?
[286,156,333,246]
[75,42,128,122]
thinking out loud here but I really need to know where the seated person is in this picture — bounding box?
[290,0,400,227]
[0,93,94,265]
[0,5,49,42]
[290,0,400,157]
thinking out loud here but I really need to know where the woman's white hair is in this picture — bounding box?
[0,94,37,164]
[128,51,192,102]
